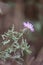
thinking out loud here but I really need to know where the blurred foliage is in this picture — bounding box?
[34,22,42,32]
[7,2,15,7]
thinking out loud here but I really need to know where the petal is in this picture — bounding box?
[23,22,34,32]
[30,27,34,32]
[23,22,27,27]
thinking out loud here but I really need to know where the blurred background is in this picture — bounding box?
[0,0,43,32]
[0,0,43,57]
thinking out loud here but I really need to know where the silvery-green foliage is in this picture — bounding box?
[0,24,31,64]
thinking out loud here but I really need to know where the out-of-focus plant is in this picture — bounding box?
[34,22,42,32]
[0,22,34,64]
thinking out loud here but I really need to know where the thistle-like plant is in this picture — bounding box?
[0,22,34,64]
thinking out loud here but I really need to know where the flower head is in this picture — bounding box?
[23,22,34,32]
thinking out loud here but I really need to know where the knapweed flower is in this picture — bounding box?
[23,22,34,32]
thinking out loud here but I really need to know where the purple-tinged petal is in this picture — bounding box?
[30,27,34,32]
[23,22,27,27]
[23,22,34,32]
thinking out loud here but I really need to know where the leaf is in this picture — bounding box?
[2,40,10,45]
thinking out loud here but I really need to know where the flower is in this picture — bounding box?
[23,22,34,32]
